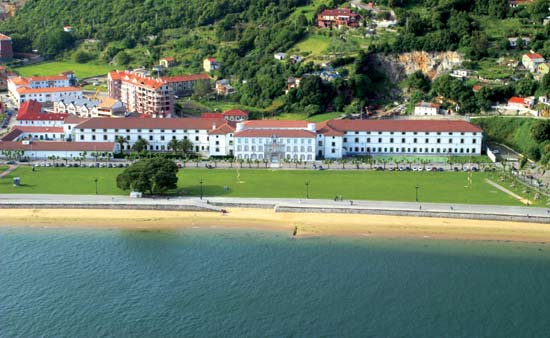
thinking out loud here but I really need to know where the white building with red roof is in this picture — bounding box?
[414,102,442,116]
[72,117,225,156]
[15,100,68,127]
[0,141,118,160]
[317,8,361,28]
[234,120,317,162]
[316,119,482,159]
[522,53,545,72]
[203,58,220,73]
[7,74,81,106]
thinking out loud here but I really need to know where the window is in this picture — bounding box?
[449,139,452,143]
[473,139,477,144]
[195,136,199,141]
[343,137,348,142]
[354,137,359,142]
[80,135,84,140]
[413,138,417,143]
[437,139,441,144]
[92,135,96,140]
[402,138,405,143]
[378,138,382,143]
[331,142,335,146]
[425,138,429,143]
[160,136,165,141]
[460,139,464,144]
[215,141,219,145]
[318,141,322,146]
[103,135,107,141]
[367,138,371,142]
[149,136,153,141]
[390,138,394,143]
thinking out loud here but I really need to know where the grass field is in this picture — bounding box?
[293,34,331,58]
[271,112,342,122]
[15,61,116,79]
[0,167,526,205]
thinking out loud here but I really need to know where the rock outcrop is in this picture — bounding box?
[370,51,464,83]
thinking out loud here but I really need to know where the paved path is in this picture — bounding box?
[0,194,549,222]
[485,179,528,205]
[0,165,18,179]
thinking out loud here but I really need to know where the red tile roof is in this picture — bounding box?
[15,126,64,133]
[0,129,23,141]
[319,8,360,17]
[64,116,90,124]
[242,120,310,128]
[223,109,248,117]
[525,53,544,60]
[75,117,225,130]
[508,96,527,104]
[235,129,316,138]
[0,141,116,152]
[318,119,482,133]
[27,75,69,82]
[208,122,236,135]
[108,71,167,89]
[201,112,223,119]
[162,57,174,62]
[472,85,482,91]
[0,33,11,41]
[17,100,42,117]
[162,73,210,83]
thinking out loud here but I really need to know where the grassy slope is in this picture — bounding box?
[14,61,116,78]
[0,167,522,205]
[472,117,539,155]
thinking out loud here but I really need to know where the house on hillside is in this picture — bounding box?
[317,8,361,28]
[159,57,175,68]
[203,58,220,72]
[522,53,545,72]
[507,96,534,110]
[274,53,287,61]
[215,79,235,96]
[508,37,530,48]
[0,33,13,61]
[414,102,441,116]
[538,62,550,75]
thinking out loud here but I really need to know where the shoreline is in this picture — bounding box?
[1,208,550,243]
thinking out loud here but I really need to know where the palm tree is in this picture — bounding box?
[115,136,127,153]
[246,158,253,168]
[237,158,244,168]
[420,158,430,170]
[132,138,149,153]
[228,157,235,168]
[262,158,269,168]
[168,138,179,156]
[323,159,333,169]
[194,158,201,168]
[340,159,348,169]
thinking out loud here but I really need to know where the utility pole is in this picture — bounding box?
[200,177,204,200]
[415,184,420,202]
[305,180,310,199]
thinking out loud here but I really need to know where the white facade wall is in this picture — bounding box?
[16,119,65,127]
[28,79,70,89]
[235,136,316,161]
[16,90,83,105]
[339,130,482,156]
[208,133,234,157]
[0,150,108,161]
[317,134,344,159]
[414,106,439,116]
[74,127,211,156]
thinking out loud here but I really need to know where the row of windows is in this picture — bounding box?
[236,153,314,160]
[343,131,475,136]
[236,145,314,152]
[340,137,477,144]
[83,129,203,133]
[345,147,478,154]
[237,137,313,145]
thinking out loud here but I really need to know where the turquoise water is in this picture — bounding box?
[1,227,550,337]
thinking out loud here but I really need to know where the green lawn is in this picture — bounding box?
[0,167,523,205]
[14,61,116,79]
[271,112,342,122]
[293,34,331,58]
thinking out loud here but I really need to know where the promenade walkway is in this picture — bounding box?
[0,194,549,224]
[0,165,18,179]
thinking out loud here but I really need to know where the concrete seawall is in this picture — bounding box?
[0,203,218,212]
[274,205,550,224]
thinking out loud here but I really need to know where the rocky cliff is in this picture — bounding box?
[370,51,464,83]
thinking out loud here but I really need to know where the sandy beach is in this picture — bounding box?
[1,208,550,243]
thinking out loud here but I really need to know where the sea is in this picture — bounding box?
[1,227,550,338]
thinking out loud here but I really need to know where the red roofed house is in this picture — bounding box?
[414,102,441,116]
[203,58,220,73]
[16,100,68,127]
[317,8,361,28]
[316,119,483,159]
[159,57,175,68]
[234,120,317,162]
[507,96,534,110]
[509,0,533,7]
[0,33,13,61]
[162,73,210,96]
[0,141,119,160]
[7,74,81,106]
[108,70,174,118]
[222,109,248,122]
[522,53,545,72]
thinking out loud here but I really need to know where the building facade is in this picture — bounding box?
[108,71,174,117]
[317,8,361,28]
[0,33,13,60]
[414,102,441,116]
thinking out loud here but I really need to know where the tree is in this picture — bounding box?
[115,136,128,153]
[530,0,550,23]
[114,51,130,66]
[132,138,149,153]
[116,158,178,194]
[532,120,550,142]
[405,71,431,93]
[193,80,211,99]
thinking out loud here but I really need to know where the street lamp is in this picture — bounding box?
[415,184,420,202]
[199,177,204,200]
[305,180,310,199]
[94,178,98,195]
